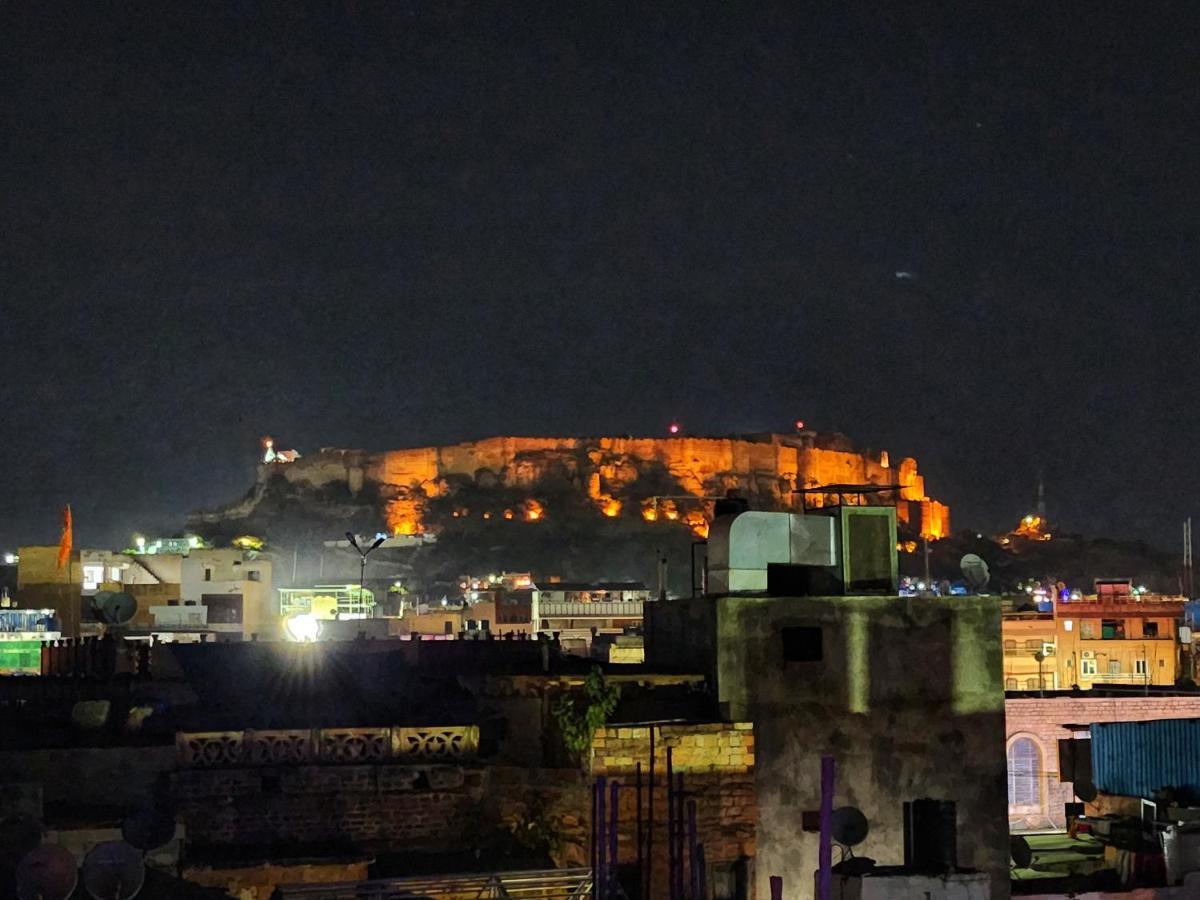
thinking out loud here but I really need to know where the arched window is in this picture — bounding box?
[1008,737,1041,808]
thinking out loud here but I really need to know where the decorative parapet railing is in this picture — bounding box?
[176,725,480,768]
[537,601,644,618]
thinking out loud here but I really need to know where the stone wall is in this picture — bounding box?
[261,434,946,540]
[1004,694,1200,832]
[591,722,756,899]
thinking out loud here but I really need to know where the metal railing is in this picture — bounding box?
[275,867,594,900]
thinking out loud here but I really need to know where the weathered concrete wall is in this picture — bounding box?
[707,595,1009,900]
[1004,694,1200,832]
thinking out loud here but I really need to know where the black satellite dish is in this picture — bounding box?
[1074,779,1098,803]
[960,554,990,592]
[1010,836,1033,868]
[82,841,144,900]
[831,806,870,847]
[16,844,78,900]
[92,592,138,626]
[121,806,177,852]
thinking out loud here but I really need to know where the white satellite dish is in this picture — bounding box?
[82,841,145,900]
[960,554,990,592]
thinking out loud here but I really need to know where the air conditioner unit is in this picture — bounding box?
[1082,650,1095,659]
[1042,642,1057,656]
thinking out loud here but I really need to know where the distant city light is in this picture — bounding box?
[133,534,146,550]
[2,553,16,565]
[668,422,680,434]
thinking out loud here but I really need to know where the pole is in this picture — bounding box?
[666,746,675,900]
[674,772,685,900]
[592,778,599,900]
[609,780,620,900]
[636,762,644,884]
[817,756,835,900]
[646,728,656,900]
[687,799,700,900]
[922,537,931,591]
[597,775,608,900]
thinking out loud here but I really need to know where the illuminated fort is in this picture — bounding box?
[250,432,950,540]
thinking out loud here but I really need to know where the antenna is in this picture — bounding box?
[959,554,990,593]
[81,841,145,900]
[91,591,138,627]
[16,844,78,900]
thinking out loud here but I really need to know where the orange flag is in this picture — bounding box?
[56,504,73,569]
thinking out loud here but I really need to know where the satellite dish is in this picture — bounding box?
[830,806,870,847]
[1010,836,1033,868]
[960,554,990,592]
[16,844,79,900]
[1074,779,1098,803]
[92,592,138,626]
[82,841,145,900]
[121,806,177,851]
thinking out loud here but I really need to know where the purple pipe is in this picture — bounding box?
[609,780,620,899]
[597,775,608,900]
[817,756,835,900]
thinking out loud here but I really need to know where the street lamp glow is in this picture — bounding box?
[286,614,321,642]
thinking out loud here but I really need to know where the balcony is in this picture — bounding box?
[536,601,644,618]
[1082,673,1151,685]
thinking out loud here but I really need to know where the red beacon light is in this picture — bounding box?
[794,419,805,431]
[668,422,681,435]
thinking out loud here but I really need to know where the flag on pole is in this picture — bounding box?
[56,504,73,570]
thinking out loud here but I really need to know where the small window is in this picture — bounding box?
[1005,678,1018,690]
[1081,658,1097,676]
[1135,658,1148,675]
[1024,639,1041,650]
[1109,660,1121,674]
[1143,622,1159,638]
[781,626,823,662]
[246,570,261,582]
[1080,621,1096,639]
[203,568,212,582]
[444,621,453,634]
[1025,677,1039,690]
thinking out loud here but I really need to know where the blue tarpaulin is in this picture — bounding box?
[1091,718,1200,798]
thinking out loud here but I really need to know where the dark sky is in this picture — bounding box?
[2,2,1197,551]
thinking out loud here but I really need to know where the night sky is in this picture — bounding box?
[2,2,1197,551]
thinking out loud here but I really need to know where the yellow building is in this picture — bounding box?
[1002,614,1058,691]
[1054,594,1182,688]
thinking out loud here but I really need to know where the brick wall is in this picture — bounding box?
[591,723,756,900]
[1005,694,1200,831]
[173,763,486,849]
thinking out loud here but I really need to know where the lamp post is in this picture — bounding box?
[1034,650,1047,696]
[345,532,385,616]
